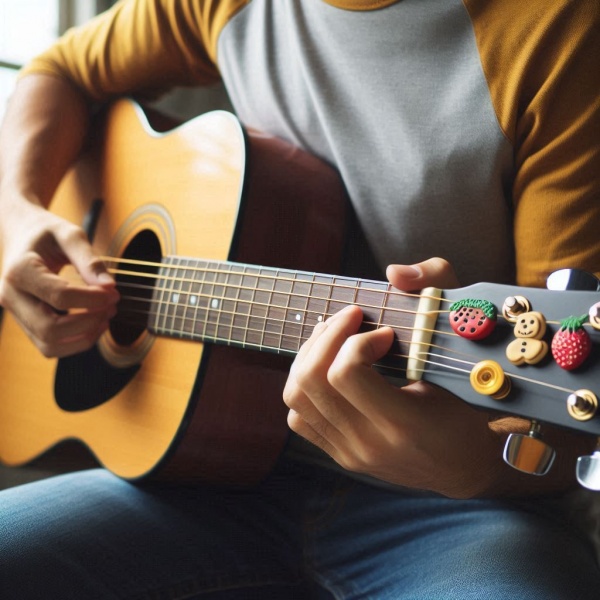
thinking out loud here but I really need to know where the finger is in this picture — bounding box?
[286,409,341,460]
[297,305,364,383]
[386,257,460,292]
[4,287,115,357]
[285,306,375,447]
[40,319,112,359]
[327,326,399,422]
[9,252,119,311]
[284,306,365,446]
[56,226,116,289]
[284,305,363,399]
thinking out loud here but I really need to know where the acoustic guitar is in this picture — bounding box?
[1,100,599,487]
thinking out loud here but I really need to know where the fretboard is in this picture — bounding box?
[148,256,420,370]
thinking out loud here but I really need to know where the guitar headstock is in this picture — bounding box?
[426,282,600,435]
[418,279,600,489]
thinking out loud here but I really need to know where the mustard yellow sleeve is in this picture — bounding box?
[465,0,600,287]
[19,0,248,102]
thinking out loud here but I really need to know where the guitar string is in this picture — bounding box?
[101,258,479,345]
[93,257,588,398]
[110,273,574,344]
[100,255,455,307]
[411,356,578,395]
[106,307,581,397]
[114,301,449,347]
[113,281,456,339]
[110,273,447,319]
[101,257,579,329]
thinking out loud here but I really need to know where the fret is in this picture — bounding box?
[188,258,210,341]
[354,279,388,332]
[297,273,316,350]
[381,284,419,341]
[150,259,170,334]
[167,257,181,335]
[187,258,206,340]
[329,275,359,318]
[169,257,186,337]
[268,269,294,352]
[245,267,273,348]
[216,263,238,344]
[205,261,226,341]
[304,274,332,335]
[378,283,420,376]
[148,258,419,376]
[262,268,285,351]
[376,283,389,330]
[240,265,260,348]
[206,264,227,341]
[224,264,240,342]
[164,257,177,335]
[229,264,250,346]
[178,258,194,337]
[281,272,311,353]
[152,257,175,335]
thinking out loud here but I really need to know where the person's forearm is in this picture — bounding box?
[0,74,91,211]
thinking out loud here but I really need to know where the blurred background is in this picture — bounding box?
[0,0,232,122]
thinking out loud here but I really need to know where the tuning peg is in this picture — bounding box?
[503,421,556,476]
[576,445,600,491]
[546,268,600,291]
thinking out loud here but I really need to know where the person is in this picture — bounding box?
[1,0,599,598]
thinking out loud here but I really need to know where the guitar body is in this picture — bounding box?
[0,100,347,484]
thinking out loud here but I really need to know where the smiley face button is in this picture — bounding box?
[506,311,549,365]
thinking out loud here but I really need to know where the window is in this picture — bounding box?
[0,1,114,120]
[0,0,61,118]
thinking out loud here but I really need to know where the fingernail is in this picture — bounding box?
[97,272,115,285]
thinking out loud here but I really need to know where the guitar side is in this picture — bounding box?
[0,100,347,485]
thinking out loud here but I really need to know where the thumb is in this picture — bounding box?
[59,227,115,289]
[386,257,459,291]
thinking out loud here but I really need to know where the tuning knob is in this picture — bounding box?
[546,268,600,291]
[503,421,556,475]
[576,448,600,491]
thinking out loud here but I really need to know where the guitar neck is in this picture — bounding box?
[145,256,422,372]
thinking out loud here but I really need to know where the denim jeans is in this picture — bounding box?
[1,455,599,599]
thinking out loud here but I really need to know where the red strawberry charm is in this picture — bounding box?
[449,299,497,341]
[551,315,592,371]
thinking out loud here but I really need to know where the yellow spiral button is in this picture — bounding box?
[470,360,511,400]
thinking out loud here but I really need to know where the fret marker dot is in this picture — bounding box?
[190,296,198,305]
[296,313,302,322]
[172,293,180,303]
[318,315,323,322]
[211,299,220,309]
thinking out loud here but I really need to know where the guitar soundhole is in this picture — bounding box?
[54,229,163,412]
[111,229,162,346]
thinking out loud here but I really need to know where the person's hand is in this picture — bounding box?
[283,257,507,499]
[0,201,119,358]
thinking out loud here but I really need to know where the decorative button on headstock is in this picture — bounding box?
[588,302,600,331]
[449,299,497,340]
[551,315,592,371]
[506,311,549,365]
[470,360,511,400]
